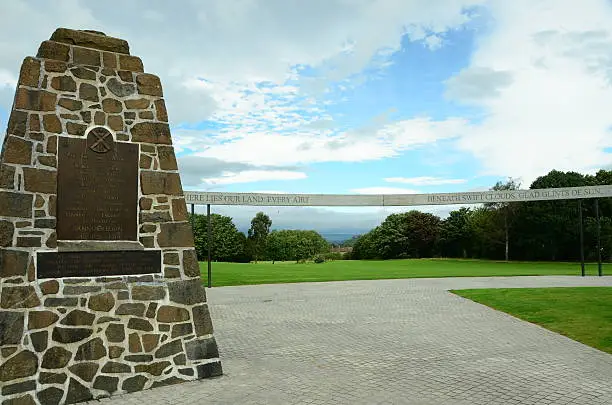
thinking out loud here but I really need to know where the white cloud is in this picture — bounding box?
[385,176,467,185]
[446,0,612,185]
[0,0,483,128]
[351,187,420,194]
[195,116,467,167]
[203,170,307,186]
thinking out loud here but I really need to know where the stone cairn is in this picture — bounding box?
[0,28,221,405]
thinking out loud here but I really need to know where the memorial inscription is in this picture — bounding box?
[37,250,161,278]
[57,127,138,240]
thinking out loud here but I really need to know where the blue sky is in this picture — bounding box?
[1,0,612,236]
[174,16,497,195]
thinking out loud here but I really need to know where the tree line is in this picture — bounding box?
[188,169,611,263]
[351,169,612,262]
[189,211,332,263]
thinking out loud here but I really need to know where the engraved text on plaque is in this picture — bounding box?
[57,128,139,240]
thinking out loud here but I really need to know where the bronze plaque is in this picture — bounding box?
[57,128,138,240]
[37,250,161,278]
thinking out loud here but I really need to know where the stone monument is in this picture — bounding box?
[0,28,221,405]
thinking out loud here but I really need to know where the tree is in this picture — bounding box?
[264,229,329,262]
[191,213,250,263]
[351,211,440,260]
[248,212,272,263]
[439,208,472,258]
[485,178,520,261]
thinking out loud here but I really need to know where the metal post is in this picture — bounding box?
[190,204,194,227]
[207,204,212,288]
[595,199,602,276]
[579,200,585,276]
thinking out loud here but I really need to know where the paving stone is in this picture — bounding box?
[84,276,612,405]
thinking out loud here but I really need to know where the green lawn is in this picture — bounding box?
[199,259,604,287]
[452,287,612,354]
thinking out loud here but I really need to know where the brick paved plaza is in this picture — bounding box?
[87,276,612,404]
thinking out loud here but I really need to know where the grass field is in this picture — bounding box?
[199,258,605,287]
[452,287,612,354]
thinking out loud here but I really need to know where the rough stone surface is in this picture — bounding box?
[93,375,119,393]
[0,249,29,277]
[75,337,106,361]
[0,350,38,381]
[0,192,33,218]
[73,47,101,66]
[182,249,200,277]
[38,372,67,385]
[40,280,59,295]
[109,346,125,359]
[23,167,56,194]
[28,311,59,329]
[37,387,64,405]
[88,292,115,312]
[192,305,213,337]
[79,82,99,102]
[2,379,36,396]
[68,362,99,382]
[51,28,130,54]
[132,286,166,301]
[157,306,190,323]
[129,333,143,353]
[1,28,222,404]
[0,312,24,345]
[61,309,96,326]
[45,297,78,307]
[142,334,160,352]
[3,136,32,165]
[2,394,37,405]
[119,55,144,72]
[135,361,171,376]
[1,286,40,308]
[42,346,72,369]
[66,377,93,404]
[101,361,131,374]
[185,337,218,361]
[136,74,163,96]
[14,88,56,111]
[172,323,194,338]
[71,67,96,80]
[18,57,41,87]
[168,279,207,306]
[30,330,48,352]
[115,303,145,316]
[0,165,16,189]
[51,75,76,92]
[155,339,183,359]
[158,222,194,248]
[52,327,92,344]
[122,375,149,393]
[124,354,153,363]
[131,122,172,144]
[128,317,154,332]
